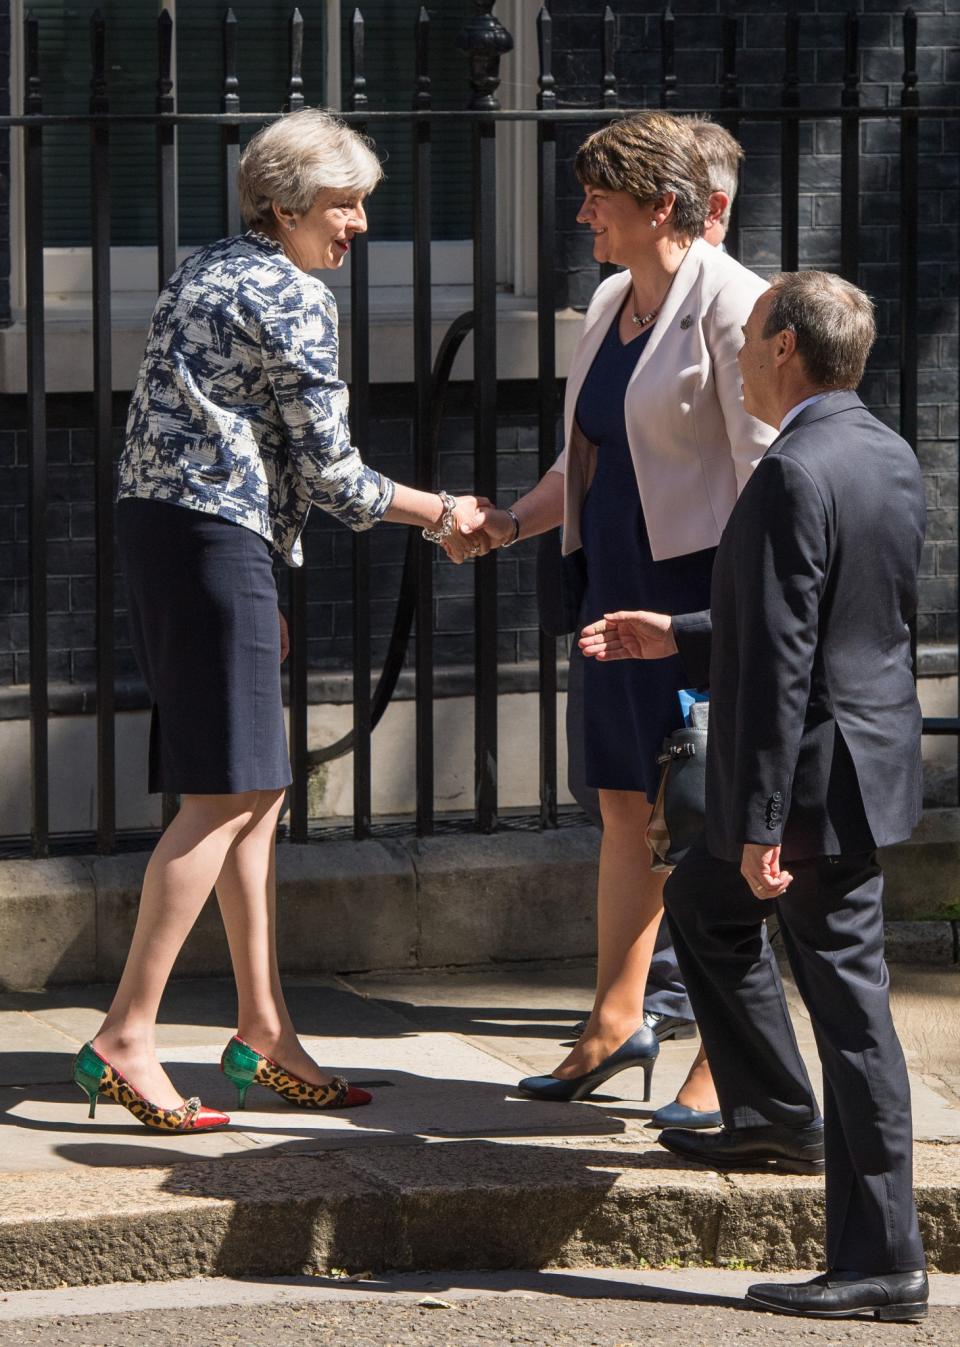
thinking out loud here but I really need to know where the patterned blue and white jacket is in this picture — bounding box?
[118,232,395,565]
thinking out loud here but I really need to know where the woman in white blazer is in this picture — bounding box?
[471,113,776,1105]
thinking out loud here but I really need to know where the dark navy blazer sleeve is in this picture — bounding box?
[672,609,713,689]
[728,453,828,845]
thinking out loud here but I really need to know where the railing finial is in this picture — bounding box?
[90,10,108,115]
[536,6,555,112]
[222,8,239,114]
[458,1,514,112]
[156,7,174,112]
[602,6,618,109]
[24,11,42,114]
[350,8,368,112]
[721,9,738,110]
[902,8,919,103]
[414,7,431,111]
[660,1,676,107]
[288,8,305,112]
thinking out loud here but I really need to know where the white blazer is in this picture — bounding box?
[552,238,777,562]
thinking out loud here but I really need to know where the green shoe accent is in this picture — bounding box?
[73,1041,107,1118]
[220,1035,260,1108]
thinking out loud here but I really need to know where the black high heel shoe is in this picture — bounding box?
[517,1026,659,1103]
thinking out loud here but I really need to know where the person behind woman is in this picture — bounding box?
[470,112,775,1103]
[72,109,487,1132]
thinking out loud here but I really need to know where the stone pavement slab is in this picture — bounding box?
[0,962,957,1289]
[2,1271,959,1347]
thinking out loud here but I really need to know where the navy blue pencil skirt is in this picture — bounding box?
[117,498,292,795]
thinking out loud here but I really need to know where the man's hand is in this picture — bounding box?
[278,608,290,663]
[741,843,793,899]
[579,610,678,661]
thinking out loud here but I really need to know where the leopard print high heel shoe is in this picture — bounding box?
[220,1035,372,1109]
[72,1042,230,1132]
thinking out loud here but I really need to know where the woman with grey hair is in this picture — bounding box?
[72,110,486,1132]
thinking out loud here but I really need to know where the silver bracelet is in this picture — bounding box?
[499,508,522,548]
[422,490,457,544]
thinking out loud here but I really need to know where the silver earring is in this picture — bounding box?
[286,221,296,231]
[650,219,658,229]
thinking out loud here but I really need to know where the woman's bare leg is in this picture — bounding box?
[673,1040,719,1111]
[92,791,263,1108]
[553,788,665,1078]
[214,789,340,1088]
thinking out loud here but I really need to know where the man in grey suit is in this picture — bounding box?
[580,271,928,1321]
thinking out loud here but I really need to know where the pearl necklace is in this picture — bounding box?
[631,289,659,328]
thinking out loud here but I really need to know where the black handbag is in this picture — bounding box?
[646,700,708,871]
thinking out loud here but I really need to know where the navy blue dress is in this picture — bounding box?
[577,306,716,798]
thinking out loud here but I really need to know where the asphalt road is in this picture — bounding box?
[2,1296,956,1346]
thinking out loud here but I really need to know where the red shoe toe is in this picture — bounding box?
[192,1106,231,1130]
[342,1087,372,1107]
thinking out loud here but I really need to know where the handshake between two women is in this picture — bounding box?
[438,497,677,672]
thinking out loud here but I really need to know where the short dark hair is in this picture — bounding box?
[574,111,711,244]
[764,271,876,389]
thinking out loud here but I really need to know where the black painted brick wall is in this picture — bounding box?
[550,0,959,647]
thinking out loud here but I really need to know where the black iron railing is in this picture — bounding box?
[1,2,958,858]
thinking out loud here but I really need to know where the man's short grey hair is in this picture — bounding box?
[685,116,744,228]
[238,108,383,228]
[764,271,876,390]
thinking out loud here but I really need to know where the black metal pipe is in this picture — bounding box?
[660,3,677,108]
[90,11,115,853]
[412,6,435,837]
[221,8,241,237]
[472,130,499,834]
[900,10,921,679]
[350,9,372,840]
[155,9,177,289]
[5,106,957,129]
[840,8,860,285]
[288,565,309,842]
[719,10,741,261]
[537,5,558,829]
[780,3,800,272]
[24,13,48,857]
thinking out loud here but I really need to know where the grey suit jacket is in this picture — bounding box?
[673,391,926,864]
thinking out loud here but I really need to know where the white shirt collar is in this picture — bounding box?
[779,392,831,433]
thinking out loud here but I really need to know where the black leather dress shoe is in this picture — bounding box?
[571,1011,697,1041]
[658,1121,825,1175]
[746,1269,928,1321]
[643,1011,698,1041]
